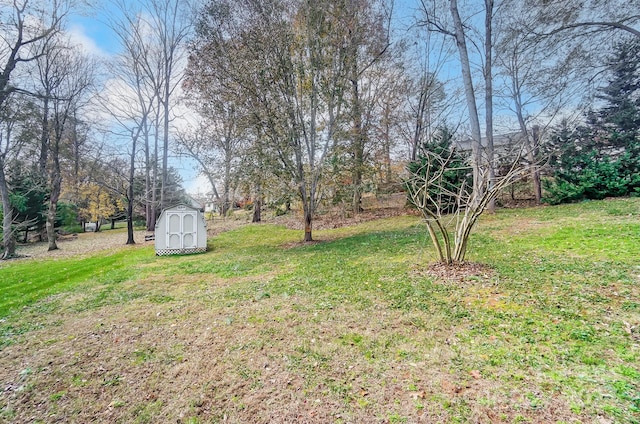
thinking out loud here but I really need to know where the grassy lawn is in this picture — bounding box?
[0,198,639,423]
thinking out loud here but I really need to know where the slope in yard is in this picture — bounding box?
[0,199,639,423]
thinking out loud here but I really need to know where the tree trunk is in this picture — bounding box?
[382,102,393,186]
[450,0,484,202]
[411,84,428,162]
[73,111,81,190]
[46,171,61,251]
[46,112,64,252]
[38,96,50,177]
[253,198,262,223]
[160,79,171,213]
[222,155,231,217]
[303,206,313,242]
[515,97,542,204]
[144,128,152,231]
[350,57,365,214]
[531,125,542,204]
[127,130,138,245]
[484,0,496,213]
[252,182,262,223]
[0,161,16,259]
[149,109,160,231]
[126,206,134,243]
[299,181,313,242]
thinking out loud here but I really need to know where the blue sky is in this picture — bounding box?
[69,2,209,195]
[69,0,121,56]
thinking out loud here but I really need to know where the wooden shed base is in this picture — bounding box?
[155,247,206,256]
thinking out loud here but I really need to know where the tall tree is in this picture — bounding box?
[483,0,496,212]
[0,0,69,258]
[109,0,192,231]
[426,0,485,201]
[495,23,584,204]
[40,44,94,251]
[415,0,530,263]
[342,0,392,213]
[190,0,353,241]
[105,2,160,244]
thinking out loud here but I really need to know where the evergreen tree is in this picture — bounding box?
[596,39,640,138]
[544,39,640,203]
[406,127,471,214]
[9,165,49,240]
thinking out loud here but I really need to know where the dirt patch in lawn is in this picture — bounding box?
[12,229,149,261]
[416,261,496,284]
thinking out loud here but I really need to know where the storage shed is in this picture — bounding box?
[155,204,207,256]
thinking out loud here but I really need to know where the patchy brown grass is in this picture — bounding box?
[0,285,579,424]
[2,198,639,423]
[0,260,594,424]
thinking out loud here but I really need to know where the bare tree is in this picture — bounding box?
[145,0,192,216]
[104,3,163,244]
[413,0,527,263]
[406,142,526,263]
[38,44,94,251]
[108,0,192,231]
[0,0,70,258]
[495,24,586,204]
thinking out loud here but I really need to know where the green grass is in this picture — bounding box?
[0,199,639,423]
[0,247,154,318]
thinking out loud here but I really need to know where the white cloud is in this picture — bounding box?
[66,24,109,58]
[184,170,213,197]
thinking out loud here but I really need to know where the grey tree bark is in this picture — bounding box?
[0,153,15,259]
[449,0,484,202]
[484,0,496,213]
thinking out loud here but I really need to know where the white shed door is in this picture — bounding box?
[166,211,197,249]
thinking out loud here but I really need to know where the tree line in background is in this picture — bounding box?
[0,0,638,261]
[0,0,192,258]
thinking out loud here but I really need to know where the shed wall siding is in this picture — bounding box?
[154,204,207,256]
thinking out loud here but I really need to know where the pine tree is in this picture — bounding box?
[544,38,640,203]
[596,39,640,138]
